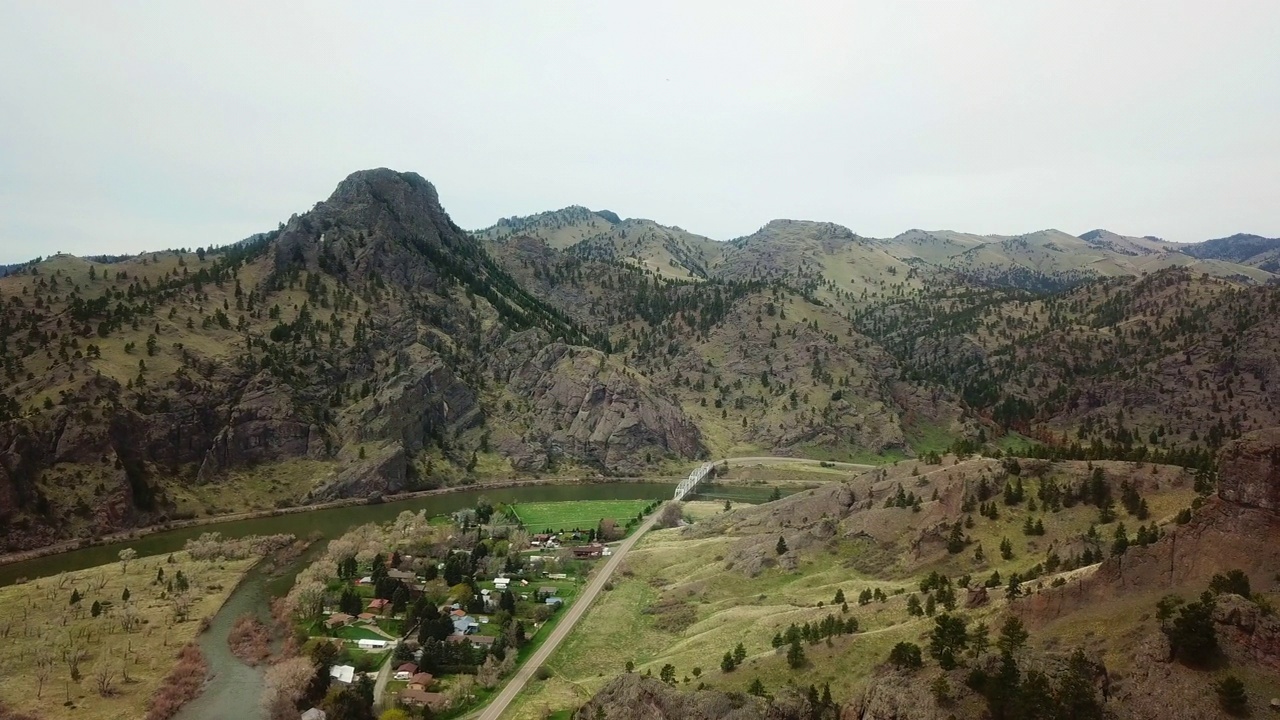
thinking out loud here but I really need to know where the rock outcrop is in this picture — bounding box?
[506,343,705,474]
[1218,426,1280,510]
[198,373,324,482]
[573,673,812,720]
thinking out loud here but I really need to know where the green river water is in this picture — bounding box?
[2,481,777,720]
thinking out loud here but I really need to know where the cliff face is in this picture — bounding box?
[1217,426,1280,510]
[504,343,705,474]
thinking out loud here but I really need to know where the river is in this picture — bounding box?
[3,480,776,720]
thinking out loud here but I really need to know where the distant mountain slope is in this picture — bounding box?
[481,209,1279,295]
[1180,233,1280,272]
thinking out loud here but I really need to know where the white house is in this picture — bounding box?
[357,639,389,651]
[330,665,356,684]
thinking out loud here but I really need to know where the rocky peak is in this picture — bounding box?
[1218,427,1280,511]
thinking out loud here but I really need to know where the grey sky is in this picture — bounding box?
[2,2,1278,262]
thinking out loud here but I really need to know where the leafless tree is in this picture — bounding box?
[171,591,193,623]
[657,501,683,528]
[61,640,87,682]
[261,656,317,719]
[94,658,118,696]
[34,650,55,699]
[118,548,137,574]
[119,603,140,633]
[476,654,501,689]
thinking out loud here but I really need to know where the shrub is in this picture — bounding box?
[145,644,209,720]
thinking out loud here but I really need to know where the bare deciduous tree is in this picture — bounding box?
[34,650,55,699]
[658,501,683,528]
[261,656,317,720]
[118,548,137,574]
[94,658,118,696]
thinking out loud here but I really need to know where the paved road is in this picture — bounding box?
[477,512,661,720]
[372,641,397,713]
[721,456,875,470]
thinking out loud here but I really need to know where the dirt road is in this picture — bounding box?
[476,513,661,720]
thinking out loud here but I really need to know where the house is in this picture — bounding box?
[393,663,418,681]
[545,597,563,607]
[450,608,468,618]
[399,688,446,709]
[356,638,389,651]
[325,613,353,629]
[367,598,391,613]
[329,665,356,684]
[573,543,604,559]
[357,612,378,623]
[446,633,492,648]
[388,568,416,581]
[452,615,479,634]
[408,672,435,690]
[301,708,326,720]
[536,586,558,599]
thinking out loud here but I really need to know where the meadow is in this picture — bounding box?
[512,500,655,533]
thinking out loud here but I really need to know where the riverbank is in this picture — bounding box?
[0,475,680,571]
[0,549,260,720]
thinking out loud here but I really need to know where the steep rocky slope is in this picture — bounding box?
[0,170,704,551]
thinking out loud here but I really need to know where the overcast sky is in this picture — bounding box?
[2,2,1278,262]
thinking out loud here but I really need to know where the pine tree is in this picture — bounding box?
[786,638,806,669]
[1216,675,1248,716]
[776,536,788,555]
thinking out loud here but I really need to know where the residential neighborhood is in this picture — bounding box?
[286,498,659,717]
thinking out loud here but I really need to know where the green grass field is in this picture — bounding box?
[512,499,654,532]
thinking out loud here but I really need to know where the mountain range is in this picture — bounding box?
[1,168,1277,552]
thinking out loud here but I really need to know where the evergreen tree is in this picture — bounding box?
[787,638,806,669]
[1216,675,1248,716]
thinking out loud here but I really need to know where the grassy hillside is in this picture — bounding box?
[505,453,1222,717]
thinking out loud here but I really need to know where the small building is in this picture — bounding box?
[452,615,479,635]
[367,598,391,613]
[408,672,435,690]
[388,568,416,581]
[356,638,388,651]
[536,586,558,599]
[573,543,604,559]
[545,597,563,607]
[301,708,326,720]
[467,635,496,648]
[357,575,373,585]
[393,663,418,681]
[325,613,353,629]
[357,612,378,623]
[399,688,446,709]
[329,665,356,685]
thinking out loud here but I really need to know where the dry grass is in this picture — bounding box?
[0,551,256,720]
